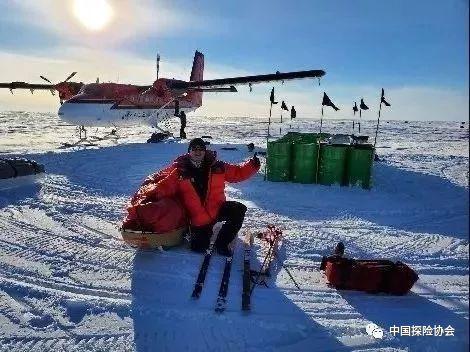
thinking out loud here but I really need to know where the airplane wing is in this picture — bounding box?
[173,69,325,89]
[186,85,238,92]
[0,82,55,91]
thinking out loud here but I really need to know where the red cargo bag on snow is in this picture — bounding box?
[320,256,418,295]
[121,169,188,249]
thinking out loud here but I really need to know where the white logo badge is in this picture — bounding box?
[366,323,384,339]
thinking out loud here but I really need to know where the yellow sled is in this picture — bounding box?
[120,226,187,249]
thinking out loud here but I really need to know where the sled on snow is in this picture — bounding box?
[120,226,188,249]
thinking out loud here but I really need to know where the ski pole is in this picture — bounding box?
[250,227,281,295]
[250,239,275,295]
[273,254,301,290]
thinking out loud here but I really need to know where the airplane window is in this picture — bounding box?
[81,84,99,95]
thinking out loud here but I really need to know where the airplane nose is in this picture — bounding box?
[57,101,107,127]
[58,104,65,116]
[58,102,76,124]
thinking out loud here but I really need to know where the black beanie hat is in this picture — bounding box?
[188,138,206,152]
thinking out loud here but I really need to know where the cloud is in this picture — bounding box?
[321,84,470,122]
[198,84,469,122]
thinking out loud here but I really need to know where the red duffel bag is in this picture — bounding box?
[123,198,187,234]
[121,198,188,249]
[120,168,188,249]
[320,256,419,295]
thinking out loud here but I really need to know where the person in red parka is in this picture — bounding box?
[153,138,260,255]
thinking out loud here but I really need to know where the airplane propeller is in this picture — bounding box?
[40,72,77,85]
[38,72,78,103]
[64,72,77,82]
[39,75,53,84]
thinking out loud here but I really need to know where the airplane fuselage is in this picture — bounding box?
[58,101,193,127]
[57,79,201,127]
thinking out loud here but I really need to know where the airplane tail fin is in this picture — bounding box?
[190,51,204,81]
[189,51,204,106]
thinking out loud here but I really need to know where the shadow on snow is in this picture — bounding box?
[130,241,349,352]
[234,162,468,239]
[338,287,469,351]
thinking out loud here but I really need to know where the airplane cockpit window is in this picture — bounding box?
[78,84,100,95]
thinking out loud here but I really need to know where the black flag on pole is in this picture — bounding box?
[375,88,391,146]
[353,102,358,115]
[322,92,339,111]
[269,87,278,104]
[360,98,369,110]
[381,88,391,106]
[290,106,296,119]
[281,101,289,111]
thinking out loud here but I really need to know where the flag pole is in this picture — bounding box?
[316,107,324,184]
[265,101,272,181]
[268,101,272,137]
[352,102,357,133]
[359,109,361,133]
[374,101,382,148]
[320,107,324,135]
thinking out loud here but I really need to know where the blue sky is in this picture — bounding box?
[0,0,468,121]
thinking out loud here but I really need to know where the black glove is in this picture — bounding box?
[252,153,260,167]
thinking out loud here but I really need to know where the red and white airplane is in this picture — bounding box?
[1,51,325,129]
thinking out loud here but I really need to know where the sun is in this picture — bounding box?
[73,0,113,31]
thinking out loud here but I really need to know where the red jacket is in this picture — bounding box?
[153,151,259,227]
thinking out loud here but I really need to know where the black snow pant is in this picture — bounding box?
[190,201,247,253]
[179,128,186,139]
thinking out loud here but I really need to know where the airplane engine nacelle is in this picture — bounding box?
[152,79,168,97]
[55,82,84,102]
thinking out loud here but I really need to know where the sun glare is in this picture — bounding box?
[73,0,113,31]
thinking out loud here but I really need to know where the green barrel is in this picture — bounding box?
[347,144,374,189]
[295,133,330,144]
[291,143,318,183]
[267,141,292,182]
[280,132,301,143]
[299,133,318,144]
[317,144,349,185]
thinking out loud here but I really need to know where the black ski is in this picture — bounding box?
[242,232,253,311]
[191,226,221,299]
[215,248,234,313]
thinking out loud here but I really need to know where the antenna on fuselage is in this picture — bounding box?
[156,54,160,80]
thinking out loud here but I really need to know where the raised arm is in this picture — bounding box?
[224,157,260,183]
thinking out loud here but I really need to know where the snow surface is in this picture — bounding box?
[0,111,468,351]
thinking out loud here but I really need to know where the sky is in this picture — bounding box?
[0,0,468,121]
